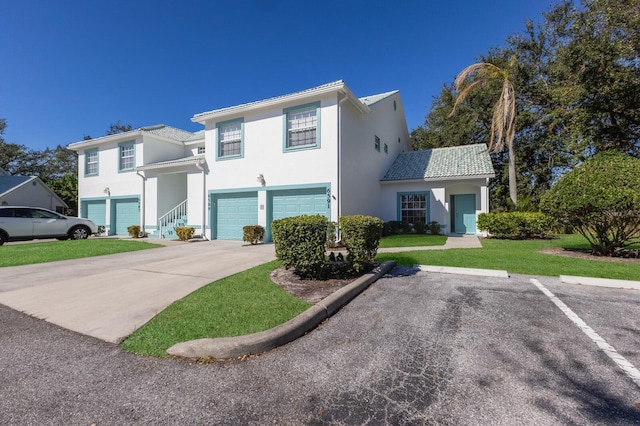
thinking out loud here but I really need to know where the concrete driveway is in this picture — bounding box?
[0,240,275,343]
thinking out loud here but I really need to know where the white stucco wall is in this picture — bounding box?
[380,178,490,234]
[340,93,411,219]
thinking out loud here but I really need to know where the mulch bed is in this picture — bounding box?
[270,267,362,304]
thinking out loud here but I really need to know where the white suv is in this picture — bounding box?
[0,206,98,245]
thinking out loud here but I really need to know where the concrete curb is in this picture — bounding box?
[560,275,640,290]
[166,260,397,360]
[418,265,509,278]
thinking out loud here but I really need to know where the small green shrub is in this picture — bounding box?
[271,215,328,279]
[413,221,427,234]
[477,212,555,239]
[382,221,402,236]
[175,226,195,241]
[340,215,383,273]
[429,221,441,235]
[96,225,106,236]
[127,225,141,238]
[243,225,265,245]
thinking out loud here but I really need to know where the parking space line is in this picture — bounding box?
[530,278,640,389]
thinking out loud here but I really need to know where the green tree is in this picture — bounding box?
[540,151,640,256]
[106,120,133,135]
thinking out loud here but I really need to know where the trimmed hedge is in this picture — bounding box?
[271,215,328,279]
[477,212,555,239]
[340,215,384,273]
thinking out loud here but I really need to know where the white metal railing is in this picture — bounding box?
[158,199,187,238]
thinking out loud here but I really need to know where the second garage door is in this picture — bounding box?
[268,187,330,241]
[213,192,258,240]
[111,198,140,236]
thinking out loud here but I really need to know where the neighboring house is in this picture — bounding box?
[67,80,494,240]
[0,167,68,212]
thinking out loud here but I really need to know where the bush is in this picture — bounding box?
[413,221,427,234]
[340,215,383,273]
[243,225,265,245]
[127,225,141,238]
[96,225,106,236]
[175,227,195,241]
[477,212,555,239]
[271,215,328,279]
[428,221,441,235]
[382,221,402,236]
[541,151,640,256]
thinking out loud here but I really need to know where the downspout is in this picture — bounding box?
[136,171,146,235]
[195,159,208,240]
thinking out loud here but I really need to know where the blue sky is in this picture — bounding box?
[2,0,554,151]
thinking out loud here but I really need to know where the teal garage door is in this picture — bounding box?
[270,187,329,221]
[111,198,140,235]
[214,192,258,240]
[81,200,106,226]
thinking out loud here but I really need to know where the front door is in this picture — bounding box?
[453,194,476,234]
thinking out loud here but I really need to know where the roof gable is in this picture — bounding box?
[382,144,495,182]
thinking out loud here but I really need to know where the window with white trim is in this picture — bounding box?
[119,142,135,171]
[85,149,98,176]
[218,120,243,159]
[400,193,427,224]
[285,103,318,150]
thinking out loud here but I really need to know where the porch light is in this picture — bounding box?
[103,187,110,196]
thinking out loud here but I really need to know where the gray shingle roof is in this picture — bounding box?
[0,176,31,195]
[139,125,203,142]
[382,144,495,181]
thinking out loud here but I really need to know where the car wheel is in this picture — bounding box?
[0,232,6,246]
[69,226,90,240]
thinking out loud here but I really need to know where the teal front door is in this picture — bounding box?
[453,194,476,234]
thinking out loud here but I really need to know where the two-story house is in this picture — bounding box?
[68,80,494,240]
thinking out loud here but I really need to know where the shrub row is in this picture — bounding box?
[272,214,383,278]
[477,212,555,239]
[382,220,441,236]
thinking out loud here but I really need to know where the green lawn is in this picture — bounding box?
[378,234,447,248]
[0,239,163,267]
[120,260,311,357]
[376,234,640,281]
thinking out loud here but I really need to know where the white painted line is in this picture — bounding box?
[531,279,640,389]
[560,275,640,290]
[419,265,509,278]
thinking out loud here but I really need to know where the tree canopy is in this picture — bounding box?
[412,0,640,210]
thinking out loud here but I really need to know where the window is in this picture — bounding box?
[375,135,381,152]
[197,146,205,154]
[119,142,135,171]
[217,119,243,159]
[384,143,388,154]
[85,149,98,176]
[400,193,428,224]
[284,102,320,150]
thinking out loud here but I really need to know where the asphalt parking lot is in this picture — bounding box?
[1,268,639,425]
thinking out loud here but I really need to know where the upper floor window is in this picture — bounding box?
[375,135,381,152]
[217,119,243,160]
[119,141,135,172]
[284,102,320,151]
[85,148,98,176]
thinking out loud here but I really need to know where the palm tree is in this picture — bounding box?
[449,56,518,205]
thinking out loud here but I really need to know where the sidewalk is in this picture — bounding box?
[377,234,482,253]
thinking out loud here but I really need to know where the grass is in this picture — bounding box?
[378,234,447,248]
[376,234,640,281]
[0,238,163,267]
[120,260,311,357]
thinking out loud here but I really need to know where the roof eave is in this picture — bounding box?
[67,130,144,151]
[191,81,370,123]
[381,173,495,184]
